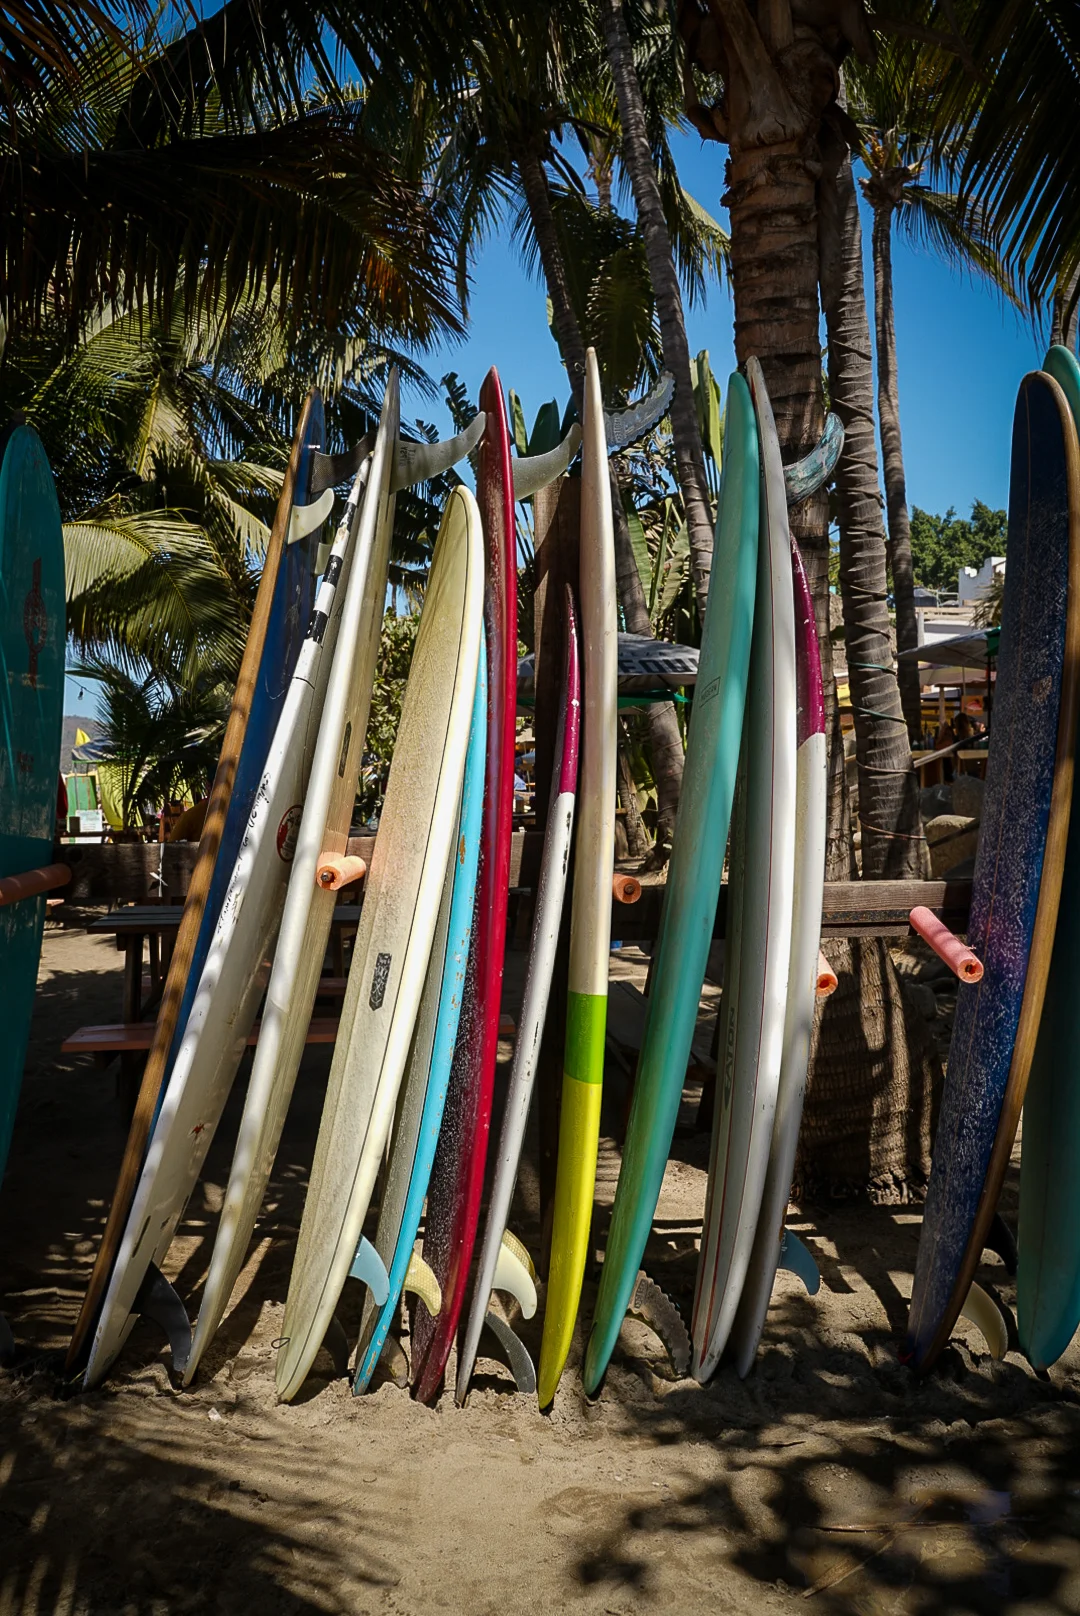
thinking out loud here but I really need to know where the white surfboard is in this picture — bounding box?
[728,526,827,1378]
[83,479,342,1388]
[275,483,484,1402]
[179,380,401,1384]
[691,355,797,1384]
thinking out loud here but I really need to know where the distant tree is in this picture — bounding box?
[909,500,1007,598]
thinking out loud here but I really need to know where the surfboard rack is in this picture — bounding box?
[478,1312,537,1396]
[132,1262,192,1376]
[627,1271,691,1378]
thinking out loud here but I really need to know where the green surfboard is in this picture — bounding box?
[583,371,758,1395]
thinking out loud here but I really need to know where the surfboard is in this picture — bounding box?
[0,424,64,1188]
[68,394,324,1372]
[537,347,618,1409]
[457,587,581,1404]
[1017,345,1080,1369]
[83,420,334,1390]
[352,646,487,1393]
[690,358,797,1383]
[275,482,484,1403]
[410,369,517,1406]
[581,372,759,1399]
[729,530,827,1378]
[181,380,400,1384]
[907,369,1080,1372]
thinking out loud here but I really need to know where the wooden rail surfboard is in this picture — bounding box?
[411,369,517,1406]
[582,371,758,1398]
[83,411,332,1389]
[0,424,64,1190]
[907,370,1080,1371]
[68,393,324,1372]
[275,483,483,1403]
[537,348,618,1409]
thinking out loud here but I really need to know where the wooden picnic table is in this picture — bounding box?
[86,903,363,1026]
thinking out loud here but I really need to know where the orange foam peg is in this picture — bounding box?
[315,854,368,892]
[816,949,838,999]
[0,862,71,908]
[613,873,642,905]
[909,904,984,983]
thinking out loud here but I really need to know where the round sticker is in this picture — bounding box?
[276,804,304,862]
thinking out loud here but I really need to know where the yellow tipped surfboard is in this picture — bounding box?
[537,349,617,1408]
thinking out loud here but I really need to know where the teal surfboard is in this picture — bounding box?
[582,371,758,1396]
[0,423,65,1183]
[1018,343,1080,1367]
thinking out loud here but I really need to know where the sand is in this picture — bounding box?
[4,919,1080,1614]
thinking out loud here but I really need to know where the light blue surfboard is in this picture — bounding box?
[352,644,487,1391]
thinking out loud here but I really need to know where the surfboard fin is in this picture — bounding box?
[783,413,844,505]
[478,1311,537,1397]
[492,1230,538,1320]
[348,1237,390,1306]
[984,1211,1018,1276]
[403,1252,442,1317]
[778,1229,821,1296]
[133,1261,192,1375]
[375,1332,409,1389]
[321,1314,351,1378]
[391,412,486,491]
[512,425,582,499]
[605,371,675,450]
[959,1279,1009,1360]
[310,433,374,495]
[627,1271,691,1378]
[287,487,334,544]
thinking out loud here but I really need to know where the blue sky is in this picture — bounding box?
[412,130,1041,520]
[63,133,1044,717]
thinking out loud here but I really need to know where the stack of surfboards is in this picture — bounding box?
[70,353,840,1405]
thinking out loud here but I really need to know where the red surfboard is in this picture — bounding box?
[411,369,517,1402]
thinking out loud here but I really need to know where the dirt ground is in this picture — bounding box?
[4,919,1080,1615]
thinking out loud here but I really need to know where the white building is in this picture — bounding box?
[957,554,1006,609]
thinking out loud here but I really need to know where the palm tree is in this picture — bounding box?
[0,14,464,342]
[849,72,1019,746]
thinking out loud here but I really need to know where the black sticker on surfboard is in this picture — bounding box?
[370,952,391,1010]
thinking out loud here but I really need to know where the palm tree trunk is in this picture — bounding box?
[871,197,923,745]
[598,0,716,626]
[1051,269,1080,351]
[516,135,684,853]
[617,718,651,858]
[676,5,938,1199]
[818,128,925,882]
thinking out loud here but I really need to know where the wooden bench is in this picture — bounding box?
[63,1011,518,1062]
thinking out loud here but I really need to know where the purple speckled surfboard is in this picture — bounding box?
[907,370,1080,1370]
